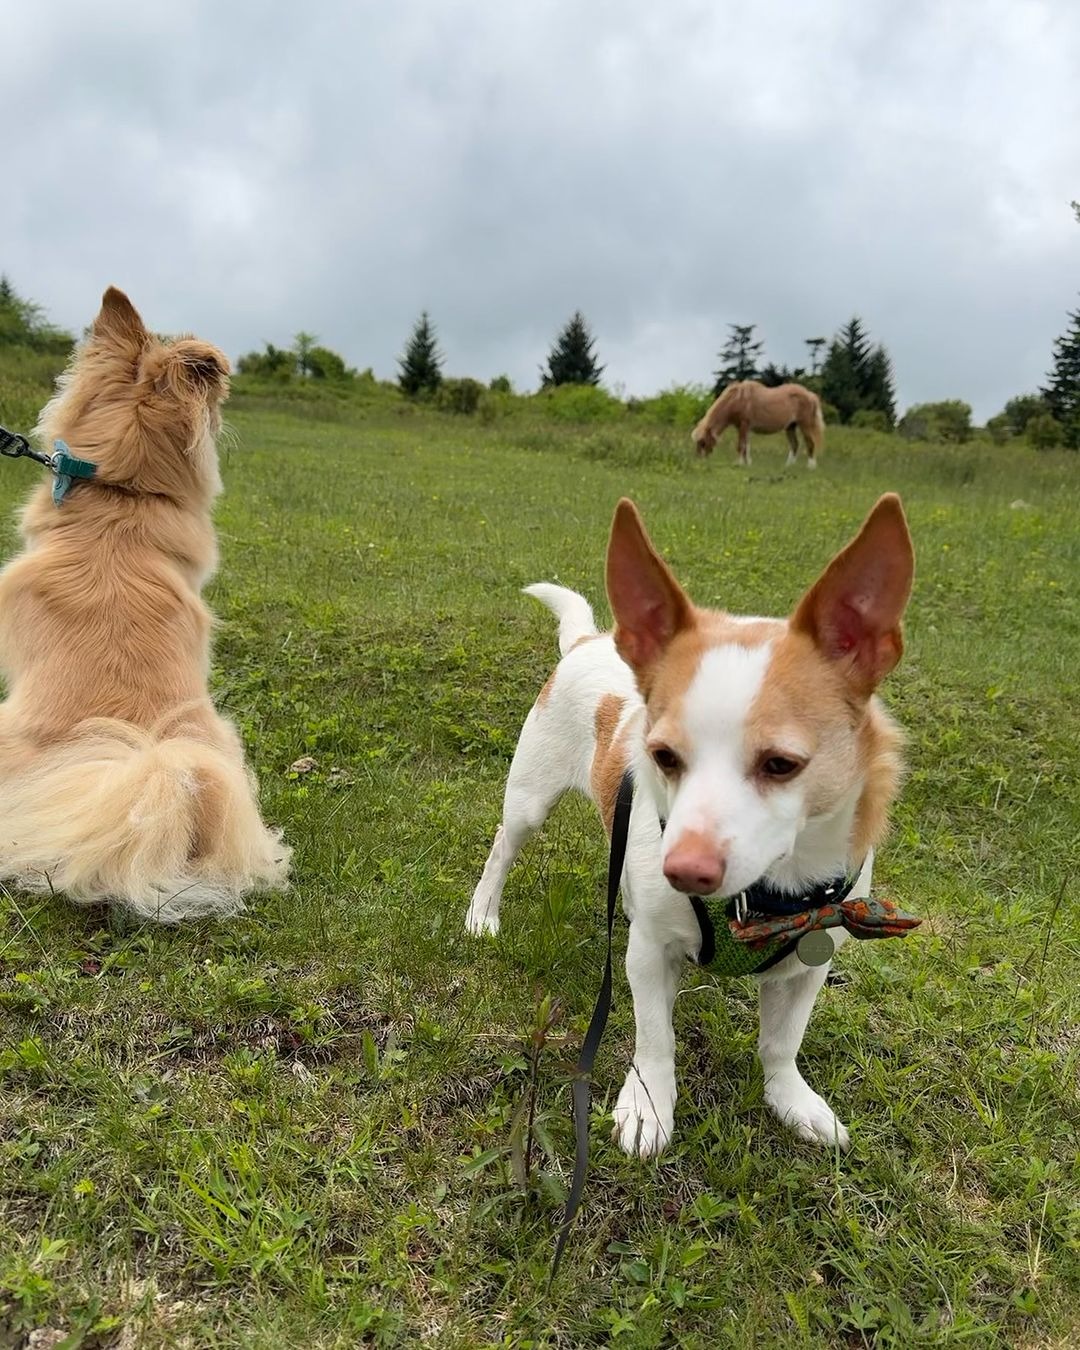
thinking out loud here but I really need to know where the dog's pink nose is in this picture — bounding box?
[663,832,727,894]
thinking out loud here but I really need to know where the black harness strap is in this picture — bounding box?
[549,768,635,1284]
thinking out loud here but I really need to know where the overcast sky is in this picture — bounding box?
[4,1,1078,419]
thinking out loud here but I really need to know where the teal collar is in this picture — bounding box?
[0,425,97,506]
[49,439,98,505]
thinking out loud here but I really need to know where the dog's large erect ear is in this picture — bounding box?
[606,498,693,675]
[791,493,914,695]
[93,287,149,349]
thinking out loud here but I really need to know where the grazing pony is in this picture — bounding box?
[692,380,825,468]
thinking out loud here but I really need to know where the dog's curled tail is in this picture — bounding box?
[523,583,598,656]
[0,720,290,923]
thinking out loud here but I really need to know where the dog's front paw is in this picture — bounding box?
[465,898,499,937]
[613,1067,675,1158]
[765,1069,850,1151]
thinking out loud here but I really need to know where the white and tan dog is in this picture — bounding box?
[467,495,914,1155]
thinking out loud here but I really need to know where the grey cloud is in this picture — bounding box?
[4,0,1078,419]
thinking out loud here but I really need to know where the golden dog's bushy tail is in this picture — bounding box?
[0,720,290,922]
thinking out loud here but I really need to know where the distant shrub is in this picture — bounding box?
[1003,393,1051,436]
[850,409,891,433]
[0,276,75,356]
[228,369,405,421]
[534,383,624,423]
[236,343,295,380]
[819,401,841,425]
[1027,413,1062,451]
[899,400,972,443]
[306,346,348,381]
[898,411,929,441]
[435,377,484,415]
[489,374,513,394]
[631,384,712,429]
[986,414,1011,445]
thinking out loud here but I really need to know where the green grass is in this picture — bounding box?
[0,404,1078,1347]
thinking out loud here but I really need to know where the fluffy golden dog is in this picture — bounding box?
[0,288,289,920]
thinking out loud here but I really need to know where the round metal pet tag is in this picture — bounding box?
[796,929,834,967]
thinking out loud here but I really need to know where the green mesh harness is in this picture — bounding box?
[689,894,802,975]
[674,812,920,974]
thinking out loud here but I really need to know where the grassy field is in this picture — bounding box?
[0,399,1078,1347]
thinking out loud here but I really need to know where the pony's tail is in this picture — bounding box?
[811,394,826,455]
[0,720,290,922]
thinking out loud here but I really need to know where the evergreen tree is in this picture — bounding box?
[805,336,827,376]
[758,362,807,388]
[1041,302,1080,450]
[712,323,763,394]
[540,311,604,387]
[863,345,897,427]
[820,317,895,425]
[398,312,443,396]
[819,340,861,424]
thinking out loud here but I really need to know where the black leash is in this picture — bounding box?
[0,423,97,505]
[549,769,635,1284]
[0,424,53,468]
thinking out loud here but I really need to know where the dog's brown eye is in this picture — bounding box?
[651,746,682,775]
[761,755,803,780]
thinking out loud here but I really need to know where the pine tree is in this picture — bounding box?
[820,337,862,423]
[1042,302,1080,450]
[863,345,897,428]
[398,312,443,397]
[758,362,807,388]
[712,323,763,394]
[540,312,604,387]
[805,337,827,376]
[820,317,895,425]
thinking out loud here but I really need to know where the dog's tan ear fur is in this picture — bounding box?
[163,340,230,397]
[606,498,693,675]
[93,287,149,350]
[791,493,914,696]
[145,340,230,404]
